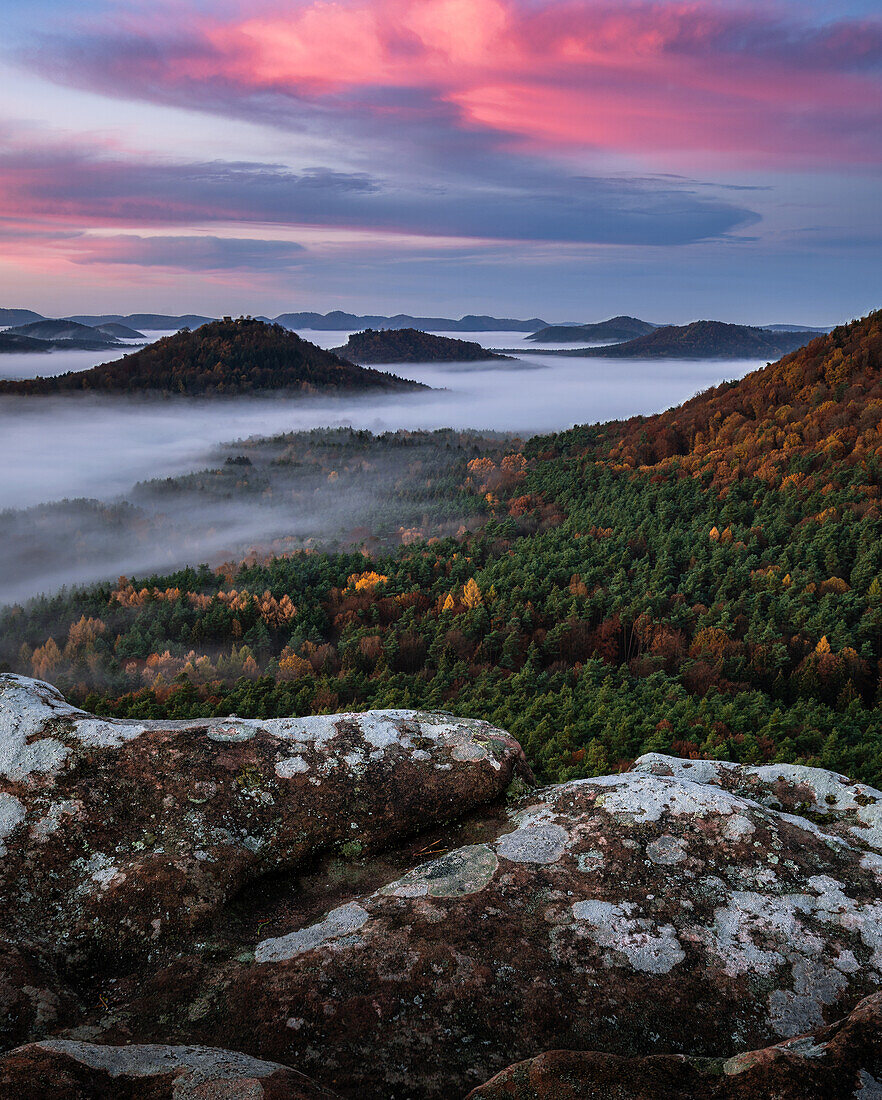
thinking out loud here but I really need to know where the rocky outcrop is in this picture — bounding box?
[634,753,882,851]
[0,1041,341,1099]
[0,674,529,972]
[466,992,882,1099]
[77,756,882,1098]
[1,676,880,1099]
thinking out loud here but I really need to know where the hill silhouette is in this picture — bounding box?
[66,313,215,330]
[552,320,818,359]
[528,316,657,342]
[0,318,427,396]
[332,328,511,363]
[275,311,546,332]
[0,308,45,326]
[94,322,145,340]
[0,333,51,353]
[7,319,123,346]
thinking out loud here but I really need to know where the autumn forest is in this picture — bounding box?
[1,313,881,787]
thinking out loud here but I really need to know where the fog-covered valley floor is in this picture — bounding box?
[0,329,763,603]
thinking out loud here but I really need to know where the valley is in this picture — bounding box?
[2,312,879,793]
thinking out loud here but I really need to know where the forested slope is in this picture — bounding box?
[581,310,882,482]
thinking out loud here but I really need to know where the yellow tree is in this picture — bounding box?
[32,638,62,679]
[463,578,482,609]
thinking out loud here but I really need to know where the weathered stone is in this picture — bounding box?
[634,753,882,854]
[466,992,882,1099]
[0,1040,341,1099]
[85,764,882,1098]
[4,678,881,1100]
[0,674,531,970]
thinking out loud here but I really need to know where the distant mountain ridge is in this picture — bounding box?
[275,311,548,332]
[65,313,216,331]
[61,311,548,332]
[534,321,821,360]
[762,323,831,333]
[0,308,45,327]
[527,316,658,343]
[3,307,836,337]
[331,328,512,363]
[0,318,426,396]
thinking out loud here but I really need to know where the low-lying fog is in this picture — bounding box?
[0,328,763,604]
[0,334,150,380]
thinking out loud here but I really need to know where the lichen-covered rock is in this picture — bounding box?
[0,1040,341,1099]
[4,680,881,1100]
[98,765,882,1098]
[0,674,530,969]
[634,753,882,854]
[466,992,882,1099]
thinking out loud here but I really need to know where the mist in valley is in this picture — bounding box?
[0,329,762,605]
[0,426,519,605]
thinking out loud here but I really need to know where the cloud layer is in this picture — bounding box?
[0,0,878,312]
[70,235,309,272]
[0,127,758,256]
[29,0,882,166]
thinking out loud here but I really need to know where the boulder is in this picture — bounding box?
[0,673,530,972]
[466,992,882,1099]
[85,758,882,1098]
[0,1040,341,1099]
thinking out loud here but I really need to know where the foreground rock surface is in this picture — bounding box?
[80,756,882,1097]
[0,1041,341,1099]
[467,992,882,1099]
[0,673,529,971]
[1,676,881,1099]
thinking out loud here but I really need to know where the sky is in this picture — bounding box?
[1,0,880,323]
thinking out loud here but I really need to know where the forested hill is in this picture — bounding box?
[0,319,426,396]
[555,310,882,485]
[0,333,50,353]
[332,328,511,363]
[567,320,818,359]
[527,316,657,343]
[6,319,121,345]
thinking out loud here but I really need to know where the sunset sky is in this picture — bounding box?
[2,0,880,322]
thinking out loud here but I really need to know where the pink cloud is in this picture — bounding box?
[114,0,882,166]
[204,0,517,90]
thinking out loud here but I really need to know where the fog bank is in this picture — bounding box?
[0,330,761,602]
